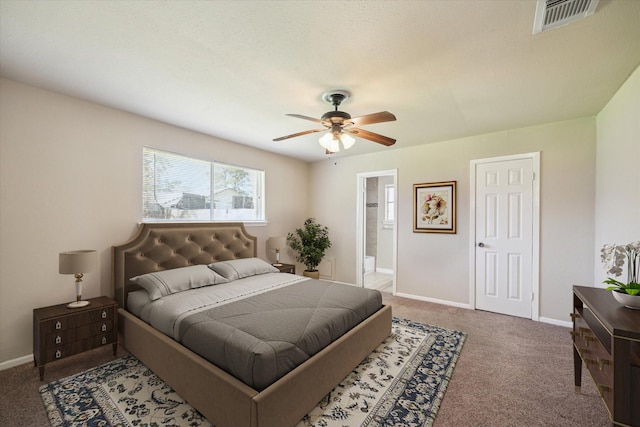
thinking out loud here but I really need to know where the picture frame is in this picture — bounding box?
[413,181,456,233]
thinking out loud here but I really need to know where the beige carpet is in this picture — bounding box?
[0,293,609,426]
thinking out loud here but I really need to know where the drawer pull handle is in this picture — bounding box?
[597,358,611,371]
[101,324,107,332]
[55,321,61,330]
[101,310,107,319]
[583,357,597,366]
[570,313,581,320]
[101,337,107,345]
[597,384,612,394]
[55,350,61,359]
[578,348,590,357]
[579,327,591,336]
[55,336,61,344]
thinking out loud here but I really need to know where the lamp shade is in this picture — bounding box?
[266,236,286,252]
[59,250,98,274]
[266,236,286,264]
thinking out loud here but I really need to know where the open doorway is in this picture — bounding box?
[356,170,397,294]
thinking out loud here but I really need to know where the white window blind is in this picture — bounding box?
[143,147,264,222]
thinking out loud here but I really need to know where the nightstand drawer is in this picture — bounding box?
[42,332,115,364]
[273,263,295,274]
[44,320,114,346]
[44,344,72,363]
[40,307,115,333]
[44,329,75,347]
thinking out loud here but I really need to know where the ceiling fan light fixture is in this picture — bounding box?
[319,134,341,153]
[318,132,335,150]
[340,133,355,149]
[328,139,340,153]
[274,89,396,153]
[319,132,354,153]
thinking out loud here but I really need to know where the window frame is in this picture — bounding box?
[383,184,395,228]
[142,147,265,223]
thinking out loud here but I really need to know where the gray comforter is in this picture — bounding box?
[178,280,382,391]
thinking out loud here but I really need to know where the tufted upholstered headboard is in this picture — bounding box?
[112,222,257,310]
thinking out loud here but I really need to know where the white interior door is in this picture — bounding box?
[473,155,538,319]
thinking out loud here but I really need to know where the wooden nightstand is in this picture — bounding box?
[273,263,296,274]
[33,296,118,380]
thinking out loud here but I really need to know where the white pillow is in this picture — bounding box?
[130,265,228,300]
[208,257,279,282]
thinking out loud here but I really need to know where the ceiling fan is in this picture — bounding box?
[273,90,397,153]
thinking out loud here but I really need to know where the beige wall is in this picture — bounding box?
[310,117,596,322]
[2,65,636,365]
[594,65,640,284]
[0,78,310,363]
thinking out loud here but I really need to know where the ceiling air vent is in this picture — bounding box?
[533,0,599,34]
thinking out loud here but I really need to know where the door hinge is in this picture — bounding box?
[531,292,535,301]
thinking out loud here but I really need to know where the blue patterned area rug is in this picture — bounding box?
[40,317,466,427]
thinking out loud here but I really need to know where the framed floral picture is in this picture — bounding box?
[413,181,456,233]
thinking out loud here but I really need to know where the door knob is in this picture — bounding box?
[477,242,485,247]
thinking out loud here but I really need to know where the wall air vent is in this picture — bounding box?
[533,0,599,34]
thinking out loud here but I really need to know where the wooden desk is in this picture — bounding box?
[572,286,640,426]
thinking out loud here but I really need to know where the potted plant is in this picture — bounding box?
[287,218,332,279]
[601,240,640,308]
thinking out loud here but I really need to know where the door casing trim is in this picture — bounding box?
[356,169,398,293]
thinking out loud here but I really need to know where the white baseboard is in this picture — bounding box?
[394,292,571,326]
[539,317,571,328]
[394,292,472,310]
[0,354,33,371]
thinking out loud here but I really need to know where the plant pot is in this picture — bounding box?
[303,270,320,280]
[612,290,640,309]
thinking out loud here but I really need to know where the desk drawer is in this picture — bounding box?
[572,313,613,413]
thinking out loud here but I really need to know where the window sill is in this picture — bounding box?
[140,220,268,226]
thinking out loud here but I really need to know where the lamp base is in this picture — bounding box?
[67,300,90,309]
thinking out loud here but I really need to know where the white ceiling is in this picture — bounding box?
[1,1,639,162]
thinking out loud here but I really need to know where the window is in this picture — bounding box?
[143,147,264,222]
[384,184,395,226]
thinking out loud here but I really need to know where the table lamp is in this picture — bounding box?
[59,250,98,308]
[266,236,286,266]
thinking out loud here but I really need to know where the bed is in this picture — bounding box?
[112,222,392,427]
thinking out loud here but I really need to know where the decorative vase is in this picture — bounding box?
[611,290,640,309]
[303,270,320,280]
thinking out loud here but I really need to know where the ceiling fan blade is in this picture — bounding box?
[348,111,396,127]
[347,128,396,146]
[273,128,325,142]
[285,114,324,124]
